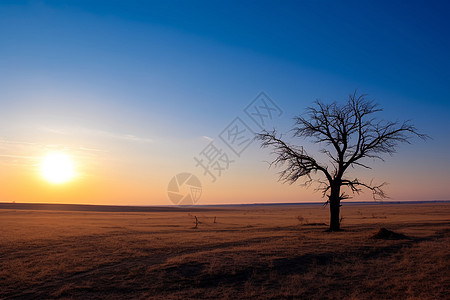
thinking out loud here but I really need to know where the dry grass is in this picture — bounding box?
[0,203,449,299]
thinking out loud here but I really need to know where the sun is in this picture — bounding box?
[40,152,76,184]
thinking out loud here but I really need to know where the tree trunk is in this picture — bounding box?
[328,184,341,231]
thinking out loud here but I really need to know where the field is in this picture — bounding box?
[0,202,449,299]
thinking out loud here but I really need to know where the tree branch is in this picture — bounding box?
[257,130,333,184]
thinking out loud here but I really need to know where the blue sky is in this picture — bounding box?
[1,0,449,204]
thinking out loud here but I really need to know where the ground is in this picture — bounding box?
[0,202,449,299]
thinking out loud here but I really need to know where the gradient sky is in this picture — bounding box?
[1,0,449,205]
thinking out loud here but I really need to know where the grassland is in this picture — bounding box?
[0,202,449,299]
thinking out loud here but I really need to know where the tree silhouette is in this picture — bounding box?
[257,92,427,231]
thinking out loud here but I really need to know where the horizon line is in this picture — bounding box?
[0,200,449,213]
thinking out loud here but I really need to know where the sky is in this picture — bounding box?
[1,0,449,205]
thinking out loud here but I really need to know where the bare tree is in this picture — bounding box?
[257,92,427,231]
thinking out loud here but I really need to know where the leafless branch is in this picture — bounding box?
[257,91,427,203]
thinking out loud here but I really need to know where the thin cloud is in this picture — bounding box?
[0,154,38,159]
[0,139,39,146]
[201,135,214,142]
[0,137,108,167]
[0,153,40,166]
[41,126,154,144]
[78,146,108,153]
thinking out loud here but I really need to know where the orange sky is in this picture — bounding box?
[1,138,449,206]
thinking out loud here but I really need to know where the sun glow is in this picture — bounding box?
[40,152,76,184]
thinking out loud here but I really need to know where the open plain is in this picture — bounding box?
[0,202,449,299]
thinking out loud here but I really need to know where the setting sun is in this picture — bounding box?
[40,152,76,184]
